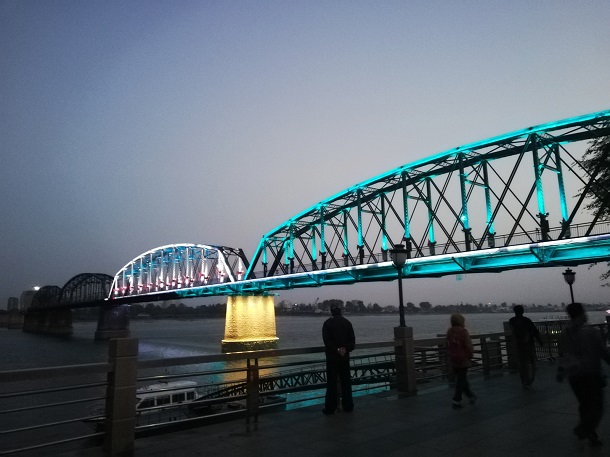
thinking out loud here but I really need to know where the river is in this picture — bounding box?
[3,311,608,370]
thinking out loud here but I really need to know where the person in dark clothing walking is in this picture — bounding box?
[322,304,355,414]
[446,313,476,409]
[557,302,610,447]
[509,305,544,388]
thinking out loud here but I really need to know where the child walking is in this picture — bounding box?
[446,313,477,408]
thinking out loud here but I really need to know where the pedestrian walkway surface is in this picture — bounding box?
[67,362,609,457]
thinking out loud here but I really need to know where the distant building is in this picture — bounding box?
[19,290,37,310]
[7,297,19,311]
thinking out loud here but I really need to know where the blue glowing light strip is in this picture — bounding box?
[121,234,610,300]
[249,109,610,274]
[262,109,610,238]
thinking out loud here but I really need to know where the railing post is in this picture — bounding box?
[104,338,139,456]
[481,337,490,376]
[246,358,259,430]
[439,341,449,380]
[542,322,552,359]
[394,326,416,394]
[503,322,518,371]
[490,337,503,370]
[421,350,428,375]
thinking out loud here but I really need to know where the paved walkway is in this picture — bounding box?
[66,362,608,457]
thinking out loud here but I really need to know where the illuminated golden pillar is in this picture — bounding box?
[221,295,279,352]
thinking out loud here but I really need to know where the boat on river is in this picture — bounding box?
[86,380,286,429]
[135,380,199,413]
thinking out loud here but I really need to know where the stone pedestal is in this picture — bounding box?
[104,338,138,456]
[394,325,417,394]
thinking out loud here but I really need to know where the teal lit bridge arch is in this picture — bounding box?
[109,109,610,302]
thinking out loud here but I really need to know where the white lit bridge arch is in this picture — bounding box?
[110,244,248,298]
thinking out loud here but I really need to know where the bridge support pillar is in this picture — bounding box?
[47,310,73,335]
[22,311,37,332]
[95,304,131,340]
[221,295,279,352]
[7,311,24,330]
[22,310,73,335]
[394,326,417,394]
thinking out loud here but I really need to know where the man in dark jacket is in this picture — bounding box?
[557,302,610,447]
[509,305,543,387]
[322,304,355,414]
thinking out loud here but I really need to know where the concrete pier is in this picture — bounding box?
[22,310,72,335]
[221,295,278,352]
[95,304,131,340]
[1,311,24,329]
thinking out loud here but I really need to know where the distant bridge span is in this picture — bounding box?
[110,109,610,303]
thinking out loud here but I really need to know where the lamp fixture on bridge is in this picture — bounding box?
[389,244,409,327]
[562,268,576,303]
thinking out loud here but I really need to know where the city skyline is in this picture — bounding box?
[2,1,610,308]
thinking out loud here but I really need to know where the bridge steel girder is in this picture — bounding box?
[59,273,113,304]
[152,232,610,300]
[241,109,610,285]
[93,109,610,305]
[28,273,113,310]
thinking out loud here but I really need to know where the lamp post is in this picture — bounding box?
[389,244,409,327]
[562,268,576,303]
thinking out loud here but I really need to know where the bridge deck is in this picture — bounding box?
[58,361,608,457]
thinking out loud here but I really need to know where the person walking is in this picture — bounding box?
[509,305,544,388]
[557,302,610,447]
[322,304,355,414]
[446,313,476,409]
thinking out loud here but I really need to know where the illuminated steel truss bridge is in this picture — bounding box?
[111,245,247,298]
[109,109,610,303]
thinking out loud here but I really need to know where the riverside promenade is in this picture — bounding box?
[63,361,608,457]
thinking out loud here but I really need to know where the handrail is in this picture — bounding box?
[0,362,111,382]
[0,331,522,456]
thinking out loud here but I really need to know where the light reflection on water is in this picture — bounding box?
[3,311,608,370]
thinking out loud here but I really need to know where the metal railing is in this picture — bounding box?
[0,363,111,456]
[3,326,577,456]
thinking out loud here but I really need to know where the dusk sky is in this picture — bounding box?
[2,1,609,309]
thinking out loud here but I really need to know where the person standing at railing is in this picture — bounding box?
[322,304,355,415]
[446,313,477,409]
[556,302,610,448]
[509,305,544,388]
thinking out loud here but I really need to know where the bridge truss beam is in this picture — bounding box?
[103,109,610,303]
[242,109,610,282]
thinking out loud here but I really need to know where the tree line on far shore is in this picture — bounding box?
[69,298,608,320]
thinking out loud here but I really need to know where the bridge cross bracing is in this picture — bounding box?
[109,109,610,303]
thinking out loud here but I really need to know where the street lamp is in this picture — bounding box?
[389,244,409,327]
[562,268,576,303]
